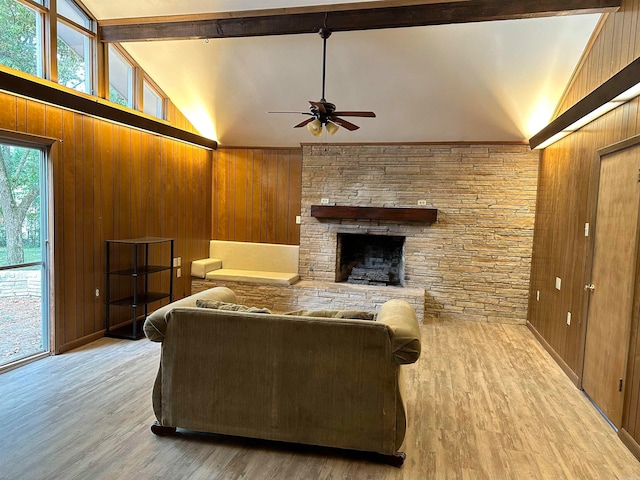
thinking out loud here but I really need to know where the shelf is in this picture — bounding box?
[310,205,437,224]
[107,322,146,340]
[106,237,174,341]
[110,292,170,307]
[109,265,171,276]
[108,236,175,244]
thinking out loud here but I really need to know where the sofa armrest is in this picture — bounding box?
[377,299,421,365]
[143,287,237,342]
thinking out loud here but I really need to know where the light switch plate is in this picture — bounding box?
[566,312,571,326]
[555,277,561,290]
[295,215,301,224]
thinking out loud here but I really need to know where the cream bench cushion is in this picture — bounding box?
[206,268,299,285]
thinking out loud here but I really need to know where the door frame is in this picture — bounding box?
[0,128,57,361]
[579,133,640,429]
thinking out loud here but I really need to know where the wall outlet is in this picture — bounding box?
[417,199,427,206]
[177,257,181,267]
[95,288,100,297]
[173,257,179,267]
[320,198,330,205]
[566,311,571,326]
[295,215,301,224]
[555,277,561,290]
[176,268,181,278]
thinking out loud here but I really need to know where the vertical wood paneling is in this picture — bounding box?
[0,91,213,353]
[211,147,302,245]
[81,115,95,336]
[528,0,640,455]
[288,156,302,245]
[0,92,17,130]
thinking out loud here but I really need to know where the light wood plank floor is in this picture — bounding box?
[1,320,639,480]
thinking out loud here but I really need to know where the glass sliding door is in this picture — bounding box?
[0,143,49,369]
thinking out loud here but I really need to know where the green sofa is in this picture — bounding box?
[143,287,421,466]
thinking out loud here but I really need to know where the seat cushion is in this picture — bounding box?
[205,269,299,285]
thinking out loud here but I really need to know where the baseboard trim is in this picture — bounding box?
[620,428,640,462]
[58,331,105,354]
[526,322,580,387]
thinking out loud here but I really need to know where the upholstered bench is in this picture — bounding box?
[191,240,299,285]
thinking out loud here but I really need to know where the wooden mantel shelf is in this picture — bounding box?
[310,205,437,224]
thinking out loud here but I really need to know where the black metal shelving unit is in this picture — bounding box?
[105,237,174,340]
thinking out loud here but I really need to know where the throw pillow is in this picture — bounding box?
[195,299,272,314]
[284,309,376,320]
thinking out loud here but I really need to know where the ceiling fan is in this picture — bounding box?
[269,28,376,136]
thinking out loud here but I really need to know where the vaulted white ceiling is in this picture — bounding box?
[81,1,601,147]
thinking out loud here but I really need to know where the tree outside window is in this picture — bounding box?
[0,0,43,78]
[57,21,92,93]
[0,145,40,266]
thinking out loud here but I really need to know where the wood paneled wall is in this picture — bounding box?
[212,148,302,245]
[0,91,213,353]
[527,0,640,456]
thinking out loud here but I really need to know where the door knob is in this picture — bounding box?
[584,284,595,291]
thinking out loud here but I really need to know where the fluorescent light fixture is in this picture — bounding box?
[530,57,640,149]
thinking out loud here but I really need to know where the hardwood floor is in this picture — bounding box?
[1,320,639,479]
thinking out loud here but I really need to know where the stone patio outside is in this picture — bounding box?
[0,270,44,367]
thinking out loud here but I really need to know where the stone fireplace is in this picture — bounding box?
[336,233,405,286]
[297,143,539,324]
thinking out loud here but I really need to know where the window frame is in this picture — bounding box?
[141,74,166,120]
[54,0,97,94]
[106,43,137,109]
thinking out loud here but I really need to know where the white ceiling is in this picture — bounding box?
[82,1,601,147]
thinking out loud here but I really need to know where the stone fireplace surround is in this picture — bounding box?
[297,143,538,324]
[195,143,538,324]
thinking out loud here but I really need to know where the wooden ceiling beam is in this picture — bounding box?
[99,0,621,42]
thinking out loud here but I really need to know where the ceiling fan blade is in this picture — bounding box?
[309,101,326,113]
[333,111,376,118]
[329,116,360,131]
[268,111,312,115]
[293,117,315,128]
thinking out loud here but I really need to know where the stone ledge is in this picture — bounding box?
[192,278,425,323]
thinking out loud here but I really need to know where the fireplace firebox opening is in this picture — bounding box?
[336,233,406,286]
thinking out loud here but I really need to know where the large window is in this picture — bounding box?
[0,0,45,78]
[0,0,167,119]
[56,0,95,94]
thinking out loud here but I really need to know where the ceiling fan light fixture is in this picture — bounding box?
[307,118,322,136]
[325,121,339,135]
